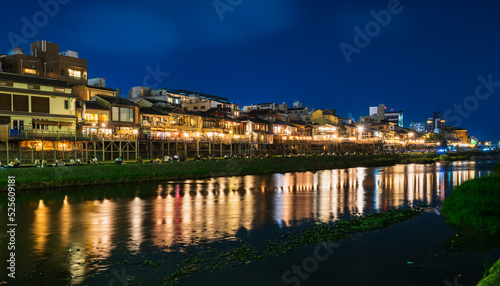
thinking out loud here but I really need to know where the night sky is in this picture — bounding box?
[1,0,499,142]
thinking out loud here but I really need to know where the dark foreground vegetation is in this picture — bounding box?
[166,206,425,284]
[442,160,500,286]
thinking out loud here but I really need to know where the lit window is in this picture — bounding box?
[54,88,65,92]
[68,69,82,80]
[24,68,38,75]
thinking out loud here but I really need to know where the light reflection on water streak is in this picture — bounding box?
[3,160,492,283]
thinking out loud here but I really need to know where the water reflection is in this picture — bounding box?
[1,160,495,284]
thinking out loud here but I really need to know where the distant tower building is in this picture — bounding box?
[385,109,403,127]
[427,112,446,133]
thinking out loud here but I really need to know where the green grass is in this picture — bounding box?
[478,258,500,286]
[442,174,500,236]
[0,155,400,191]
[0,152,483,192]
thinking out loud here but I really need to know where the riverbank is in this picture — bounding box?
[0,154,399,191]
[0,152,486,191]
[442,161,500,286]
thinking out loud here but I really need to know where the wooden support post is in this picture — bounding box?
[184,141,187,157]
[31,140,34,163]
[53,141,56,162]
[6,141,9,163]
[209,142,211,155]
[102,140,105,162]
[119,141,122,159]
[220,143,222,157]
[135,139,138,160]
[149,140,153,159]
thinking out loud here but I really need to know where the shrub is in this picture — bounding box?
[442,175,500,236]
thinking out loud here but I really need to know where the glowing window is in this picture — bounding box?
[24,68,38,75]
[68,69,81,80]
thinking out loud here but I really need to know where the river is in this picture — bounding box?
[0,159,498,285]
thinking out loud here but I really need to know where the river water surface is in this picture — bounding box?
[0,159,499,285]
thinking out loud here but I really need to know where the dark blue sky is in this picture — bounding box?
[1,0,499,142]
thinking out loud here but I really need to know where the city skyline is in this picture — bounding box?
[1,0,499,142]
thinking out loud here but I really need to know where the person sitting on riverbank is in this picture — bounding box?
[41,159,47,167]
[136,156,144,164]
[34,159,41,167]
[115,157,123,164]
[5,161,15,168]
[91,157,99,165]
[58,159,65,167]
[69,158,75,165]
[153,158,162,165]
[75,158,81,166]
[173,154,179,162]
[14,158,20,167]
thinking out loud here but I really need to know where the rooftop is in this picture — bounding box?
[0,72,71,88]
[94,95,138,106]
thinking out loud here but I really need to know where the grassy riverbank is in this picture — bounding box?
[0,155,400,191]
[0,152,483,192]
[442,162,500,286]
[478,259,500,286]
[442,174,500,236]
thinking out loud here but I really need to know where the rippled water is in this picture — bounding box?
[0,159,497,285]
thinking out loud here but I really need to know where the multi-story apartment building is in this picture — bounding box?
[0,72,76,134]
[0,41,88,86]
[427,111,446,133]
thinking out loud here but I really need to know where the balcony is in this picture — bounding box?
[8,130,137,141]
